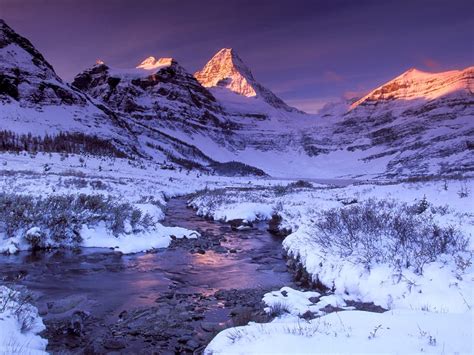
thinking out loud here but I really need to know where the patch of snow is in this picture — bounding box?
[0,286,48,354]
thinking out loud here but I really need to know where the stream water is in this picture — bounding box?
[0,196,294,353]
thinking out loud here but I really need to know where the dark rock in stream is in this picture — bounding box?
[228,218,253,231]
[69,311,87,336]
[267,214,292,237]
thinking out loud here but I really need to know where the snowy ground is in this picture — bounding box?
[1,151,473,353]
[0,286,47,354]
[190,179,474,354]
[0,152,286,352]
[0,152,284,254]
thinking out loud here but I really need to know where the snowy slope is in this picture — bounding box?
[190,66,474,179]
[0,20,265,174]
[1,19,472,179]
[0,20,132,144]
[351,66,473,109]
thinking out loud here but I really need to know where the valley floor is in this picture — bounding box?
[0,152,473,354]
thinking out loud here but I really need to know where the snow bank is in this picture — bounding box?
[0,286,47,354]
[283,226,473,313]
[199,179,474,354]
[205,309,472,354]
[263,287,351,317]
[81,222,199,254]
[213,202,274,222]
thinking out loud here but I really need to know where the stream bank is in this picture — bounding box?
[0,195,294,353]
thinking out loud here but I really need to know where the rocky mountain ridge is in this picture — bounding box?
[194,48,302,113]
[0,19,472,179]
[351,66,473,110]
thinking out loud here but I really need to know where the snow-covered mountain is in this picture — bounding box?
[351,67,473,110]
[0,20,264,174]
[195,48,302,114]
[72,56,227,128]
[294,66,474,178]
[0,20,128,140]
[190,65,473,179]
[1,19,472,179]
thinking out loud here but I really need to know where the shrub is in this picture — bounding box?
[288,180,313,189]
[267,302,290,318]
[274,180,314,196]
[0,286,37,334]
[313,199,468,274]
[457,183,470,198]
[0,193,157,250]
[274,184,288,196]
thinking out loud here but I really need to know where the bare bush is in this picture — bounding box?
[313,199,468,274]
[288,180,313,189]
[267,302,290,318]
[0,193,156,250]
[457,183,470,198]
[274,180,314,196]
[0,286,37,334]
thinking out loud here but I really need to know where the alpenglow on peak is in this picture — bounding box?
[194,48,303,113]
[194,48,257,97]
[136,56,175,70]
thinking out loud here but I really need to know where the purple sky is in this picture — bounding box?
[2,0,473,112]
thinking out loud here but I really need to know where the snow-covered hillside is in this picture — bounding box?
[351,66,473,109]
[0,18,472,179]
[0,20,132,146]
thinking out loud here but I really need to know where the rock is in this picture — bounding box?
[49,295,86,314]
[308,296,320,304]
[177,334,193,343]
[228,219,253,230]
[300,310,316,320]
[200,322,220,332]
[103,339,126,350]
[230,306,253,316]
[185,339,199,350]
[37,304,48,316]
[319,304,344,314]
[267,215,292,237]
[118,310,128,321]
[68,310,86,336]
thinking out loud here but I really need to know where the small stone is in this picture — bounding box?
[186,339,200,350]
[201,322,219,332]
[103,339,126,350]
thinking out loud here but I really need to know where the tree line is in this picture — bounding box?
[0,130,126,157]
